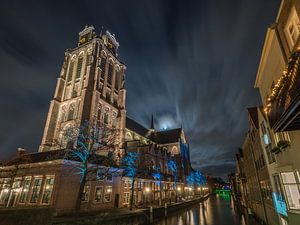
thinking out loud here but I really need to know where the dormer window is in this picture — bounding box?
[285,6,300,50]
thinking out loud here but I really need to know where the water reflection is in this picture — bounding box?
[153,194,259,225]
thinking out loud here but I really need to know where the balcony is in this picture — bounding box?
[265,49,300,132]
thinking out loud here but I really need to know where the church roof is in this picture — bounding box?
[154,128,182,144]
[4,149,115,167]
[126,117,149,137]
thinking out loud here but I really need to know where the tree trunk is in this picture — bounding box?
[75,166,87,212]
[130,178,135,210]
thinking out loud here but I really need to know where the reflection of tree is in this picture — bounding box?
[152,165,163,206]
[167,159,178,202]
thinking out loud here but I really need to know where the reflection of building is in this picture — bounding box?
[233,1,300,225]
[0,26,195,215]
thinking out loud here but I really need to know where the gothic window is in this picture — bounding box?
[104,108,109,124]
[94,186,103,203]
[60,106,67,122]
[112,112,117,127]
[100,57,106,79]
[75,56,84,79]
[67,61,75,82]
[72,82,79,98]
[30,177,43,203]
[97,104,102,123]
[41,176,55,204]
[67,103,75,120]
[114,70,120,91]
[107,63,113,85]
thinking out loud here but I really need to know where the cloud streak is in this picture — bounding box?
[0,0,280,179]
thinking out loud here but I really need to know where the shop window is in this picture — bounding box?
[41,176,55,204]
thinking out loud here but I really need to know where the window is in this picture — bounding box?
[104,109,109,124]
[114,70,120,91]
[122,192,130,204]
[75,56,84,79]
[285,7,300,50]
[81,184,90,202]
[0,178,11,205]
[281,171,300,210]
[41,176,55,204]
[100,57,106,79]
[19,177,31,203]
[94,186,103,203]
[274,132,290,145]
[30,177,43,203]
[104,186,112,202]
[107,63,113,85]
[67,61,75,82]
[67,103,75,120]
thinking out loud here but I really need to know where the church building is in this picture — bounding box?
[0,26,194,215]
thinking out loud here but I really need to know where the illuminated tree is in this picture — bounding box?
[152,165,163,205]
[167,159,178,202]
[63,120,120,212]
[122,152,139,210]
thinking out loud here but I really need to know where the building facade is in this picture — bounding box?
[233,1,300,225]
[0,26,200,215]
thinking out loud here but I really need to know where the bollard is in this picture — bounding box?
[165,203,167,216]
[150,206,153,223]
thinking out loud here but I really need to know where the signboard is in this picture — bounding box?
[272,192,288,217]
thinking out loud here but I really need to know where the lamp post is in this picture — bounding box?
[177,186,181,202]
[145,187,150,208]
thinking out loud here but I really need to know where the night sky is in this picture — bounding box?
[0,0,280,178]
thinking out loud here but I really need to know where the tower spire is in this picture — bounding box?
[150,114,154,130]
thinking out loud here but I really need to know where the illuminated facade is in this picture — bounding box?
[0,26,196,215]
[254,0,300,224]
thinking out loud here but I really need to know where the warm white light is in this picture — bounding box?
[177,187,181,191]
[188,187,192,191]
[197,187,201,191]
[145,187,150,193]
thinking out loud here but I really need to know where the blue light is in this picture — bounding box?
[272,192,288,217]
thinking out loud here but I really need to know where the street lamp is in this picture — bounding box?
[144,187,150,207]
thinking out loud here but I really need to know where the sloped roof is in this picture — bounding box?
[3,149,115,167]
[155,128,182,144]
[126,117,149,137]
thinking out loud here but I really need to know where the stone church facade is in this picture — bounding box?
[0,26,193,215]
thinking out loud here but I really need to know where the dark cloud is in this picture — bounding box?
[0,0,280,179]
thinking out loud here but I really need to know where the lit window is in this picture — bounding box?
[122,192,130,204]
[281,171,300,210]
[0,178,11,205]
[94,186,103,203]
[81,184,90,202]
[104,186,112,202]
[41,176,55,204]
[19,177,31,203]
[30,177,43,204]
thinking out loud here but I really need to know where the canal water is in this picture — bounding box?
[153,194,260,225]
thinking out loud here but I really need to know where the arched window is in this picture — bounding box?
[67,60,75,82]
[60,106,67,122]
[104,108,109,124]
[75,55,84,79]
[67,103,75,120]
[100,57,106,79]
[107,63,113,85]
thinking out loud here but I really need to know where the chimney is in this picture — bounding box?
[16,148,27,158]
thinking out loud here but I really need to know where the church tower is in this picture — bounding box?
[39,26,126,160]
